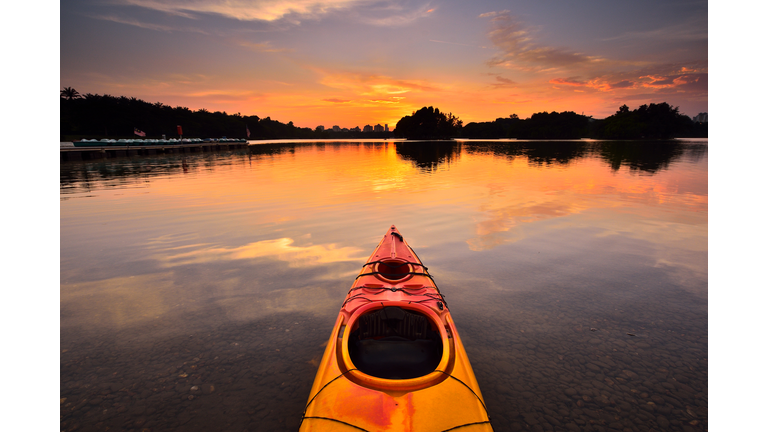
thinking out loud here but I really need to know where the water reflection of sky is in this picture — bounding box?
[59,140,708,432]
[61,140,707,339]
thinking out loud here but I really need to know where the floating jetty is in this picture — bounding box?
[60,139,249,162]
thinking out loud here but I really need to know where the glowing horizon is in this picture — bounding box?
[61,0,708,129]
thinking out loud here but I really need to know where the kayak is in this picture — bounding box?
[299,226,493,431]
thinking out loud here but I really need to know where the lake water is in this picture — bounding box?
[60,139,708,432]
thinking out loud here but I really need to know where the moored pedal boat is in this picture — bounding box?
[72,138,247,147]
[299,226,492,431]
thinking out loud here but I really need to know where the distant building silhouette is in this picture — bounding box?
[692,113,708,123]
[318,123,387,133]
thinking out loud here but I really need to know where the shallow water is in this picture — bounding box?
[60,140,707,431]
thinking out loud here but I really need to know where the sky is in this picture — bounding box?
[59,0,708,129]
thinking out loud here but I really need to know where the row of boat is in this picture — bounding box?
[300,226,492,431]
[72,138,247,147]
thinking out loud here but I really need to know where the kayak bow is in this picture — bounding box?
[299,225,492,431]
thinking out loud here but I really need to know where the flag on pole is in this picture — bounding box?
[134,128,146,137]
[246,124,251,138]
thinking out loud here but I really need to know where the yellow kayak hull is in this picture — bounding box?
[299,226,493,431]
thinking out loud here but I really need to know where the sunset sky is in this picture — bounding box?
[60,0,708,129]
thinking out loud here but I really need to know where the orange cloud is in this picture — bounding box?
[549,77,587,86]
[120,0,364,22]
[490,76,517,88]
[234,40,291,53]
[117,0,437,27]
[317,70,441,97]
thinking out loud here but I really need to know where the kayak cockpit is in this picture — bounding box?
[348,306,443,379]
[340,302,452,391]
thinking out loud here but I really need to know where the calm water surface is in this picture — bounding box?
[60,140,707,432]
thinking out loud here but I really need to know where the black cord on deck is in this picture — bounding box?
[298,363,493,432]
[363,259,427,270]
[433,370,491,422]
[441,420,494,431]
[298,369,361,431]
[344,286,448,309]
[354,271,437,281]
[300,416,371,431]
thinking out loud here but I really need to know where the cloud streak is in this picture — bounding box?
[490,76,516,89]
[86,14,209,33]
[318,70,441,97]
[601,14,708,43]
[483,11,604,71]
[429,39,486,48]
[114,0,435,26]
[118,0,361,22]
[234,39,291,53]
[358,2,436,26]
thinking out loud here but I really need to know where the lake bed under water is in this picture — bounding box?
[60,140,708,431]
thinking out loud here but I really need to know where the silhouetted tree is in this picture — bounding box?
[594,102,694,139]
[394,107,462,139]
[462,111,589,139]
[525,111,590,139]
[61,87,81,100]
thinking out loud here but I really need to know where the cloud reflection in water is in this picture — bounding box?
[155,237,365,268]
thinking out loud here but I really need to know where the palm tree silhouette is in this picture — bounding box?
[61,87,81,100]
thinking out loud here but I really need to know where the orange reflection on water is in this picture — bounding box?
[440,154,707,251]
[112,143,706,256]
[61,141,708,334]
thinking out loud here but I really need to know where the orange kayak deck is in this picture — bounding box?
[299,226,493,431]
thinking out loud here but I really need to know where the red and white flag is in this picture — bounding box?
[246,124,251,138]
[134,128,146,137]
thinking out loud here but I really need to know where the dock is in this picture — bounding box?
[60,142,250,162]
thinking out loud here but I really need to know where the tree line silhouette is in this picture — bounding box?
[460,103,706,140]
[61,89,706,141]
[60,92,320,140]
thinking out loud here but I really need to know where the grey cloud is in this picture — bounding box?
[609,80,634,89]
[484,12,599,70]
